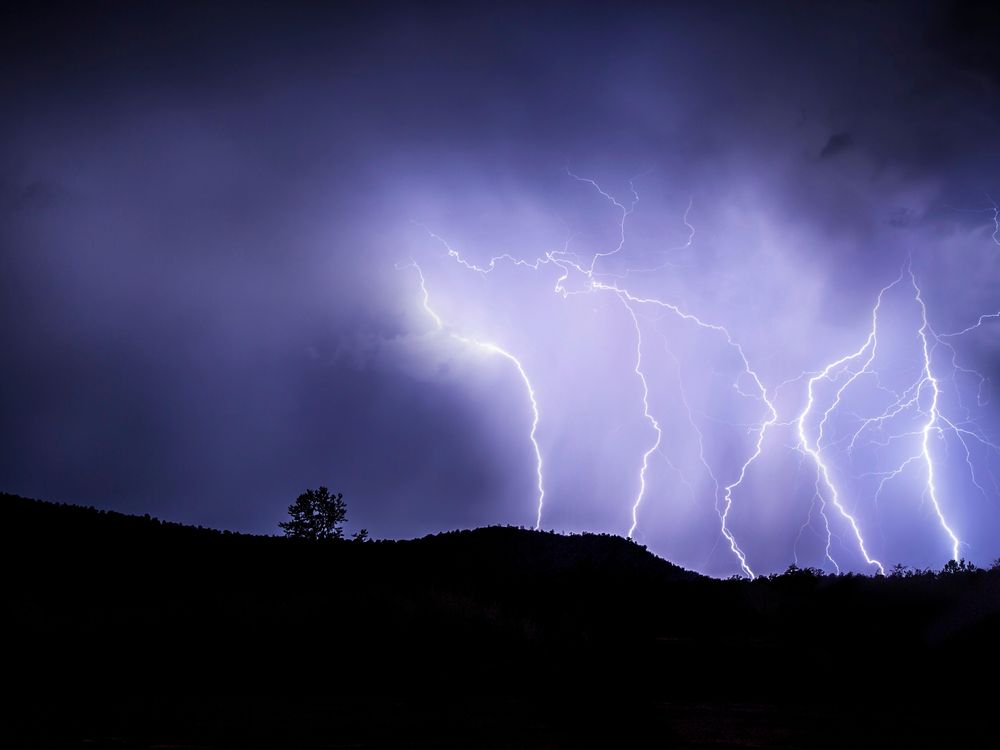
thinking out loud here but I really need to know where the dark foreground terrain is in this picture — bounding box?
[5,492,999,748]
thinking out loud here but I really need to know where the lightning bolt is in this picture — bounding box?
[400,172,1000,576]
[940,311,1000,339]
[593,281,770,577]
[407,174,771,576]
[795,259,978,571]
[617,297,663,538]
[566,168,640,275]
[793,273,904,576]
[660,338,732,571]
[910,264,962,561]
[401,260,546,530]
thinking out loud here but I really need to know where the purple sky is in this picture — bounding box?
[2,1,1000,575]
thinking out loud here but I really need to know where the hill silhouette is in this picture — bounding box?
[5,492,999,748]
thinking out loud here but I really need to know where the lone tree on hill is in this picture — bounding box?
[279,486,347,540]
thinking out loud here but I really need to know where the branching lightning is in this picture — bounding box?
[911,265,962,561]
[793,273,903,576]
[591,281,771,579]
[401,173,1000,576]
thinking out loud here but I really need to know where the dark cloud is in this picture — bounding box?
[819,132,853,160]
[928,0,1000,86]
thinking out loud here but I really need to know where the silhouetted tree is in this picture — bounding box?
[278,487,347,540]
[774,563,824,579]
[941,558,978,575]
[890,563,912,578]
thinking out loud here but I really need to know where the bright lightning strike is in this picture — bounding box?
[401,260,546,530]
[400,172,1000,577]
[405,174,773,577]
[617,296,663,538]
[910,264,962,561]
[593,281,770,578]
[793,274,903,576]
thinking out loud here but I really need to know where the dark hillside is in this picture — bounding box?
[5,492,999,748]
[4,493,701,681]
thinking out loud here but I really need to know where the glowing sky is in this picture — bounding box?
[2,1,999,575]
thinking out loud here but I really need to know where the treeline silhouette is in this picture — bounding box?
[5,492,999,748]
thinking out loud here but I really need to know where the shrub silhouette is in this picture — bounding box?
[941,558,978,575]
[278,486,347,540]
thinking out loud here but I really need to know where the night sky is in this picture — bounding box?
[3,1,1000,576]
